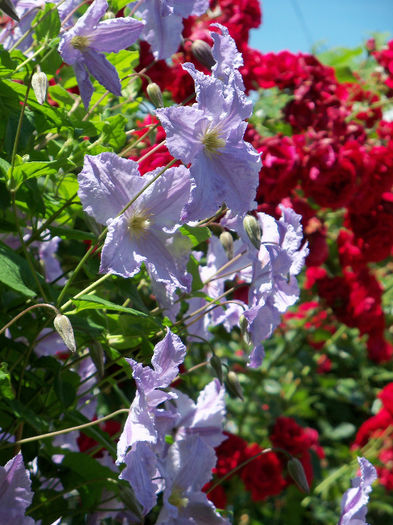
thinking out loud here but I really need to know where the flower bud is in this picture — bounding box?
[191,39,216,70]
[53,314,76,353]
[147,82,164,108]
[219,231,233,260]
[0,0,19,22]
[226,371,244,401]
[287,457,310,493]
[210,354,223,384]
[31,71,48,105]
[238,314,251,345]
[243,215,261,250]
[89,341,105,378]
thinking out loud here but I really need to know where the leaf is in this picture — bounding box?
[0,47,17,79]
[94,114,127,150]
[70,294,148,316]
[180,224,211,247]
[54,369,80,407]
[0,362,14,400]
[12,158,70,188]
[110,0,132,13]
[33,3,61,42]
[0,241,40,297]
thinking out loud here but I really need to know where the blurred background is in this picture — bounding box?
[251,0,393,52]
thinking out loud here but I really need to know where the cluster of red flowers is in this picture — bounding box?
[205,417,324,506]
[353,384,393,490]
[248,49,393,363]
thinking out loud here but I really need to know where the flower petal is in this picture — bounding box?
[84,49,121,95]
[90,17,144,53]
[73,61,94,109]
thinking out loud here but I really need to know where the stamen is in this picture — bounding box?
[201,126,226,158]
[71,35,91,51]
[128,212,151,240]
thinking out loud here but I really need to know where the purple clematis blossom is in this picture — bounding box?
[172,378,226,448]
[156,435,230,524]
[117,329,186,463]
[136,0,209,60]
[78,152,192,293]
[338,457,377,525]
[0,453,34,524]
[156,51,260,220]
[58,0,144,108]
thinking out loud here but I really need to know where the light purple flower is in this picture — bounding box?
[338,457,377,525]
[156,435,229,524]
[156,57,260,220]
[136,0,209,60]
[0,453,34,524]
[78,152,192,293]
[172,379,226,448]
[58,0,144,108]
[117,329,186,463]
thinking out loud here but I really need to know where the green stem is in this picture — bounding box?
[14,43,46,73]
[60,273,112,312]
[0,408,130,450]
[0,303,58,336]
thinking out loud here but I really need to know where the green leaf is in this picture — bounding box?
[12,158,69,188]
[33,3,61,43]
[95,114,127,150]
[0,362,14,400]
[317,46,363,68]
[187,254,204,292]
[0,241,40,297]
[0,47,17,78]
[110,0,132,13]
[180,224,211,247]
[54,369,80,407]
[70,294,148,316]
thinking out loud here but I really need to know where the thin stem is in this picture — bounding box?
[0,408,130,450]
[136,139,166,163]
[0,303,59,336]
[60,273,112,312]
[119,122,158,157]
[14,43,46,73]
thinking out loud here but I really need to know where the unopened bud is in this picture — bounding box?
[53,314,76,353]
[238,314,251,345]
[226,371,244,401]
[31,71,48,105]
[210,354,223,384]
[287,457,310,493]
[89,341,105,378]
[191,39,216,70]
[243,215,261,250]
[147,82,164,108]
[219,231,233,260]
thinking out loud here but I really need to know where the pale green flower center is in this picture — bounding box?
[201,126,226,158]
[71,35,91,51]
[128,212,151,240]
[168,487,189,509]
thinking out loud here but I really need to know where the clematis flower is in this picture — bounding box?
[156,435,230,524]
[338,457,377,525]
[0,453,34,524]
[136,0,209,60]
[156,28,260,221]
[117,329,186,463]
[78,152,192,293]
[58,0,144,108]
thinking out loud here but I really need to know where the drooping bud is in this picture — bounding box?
[226,371,244,401]
[31,71,48,105]
[147,82,164,108]
[243,214,262,250]
[287,457,310,493]
[219,231,233,260]
[191,39,216,70]
[53,314,76,353]
[0,0,19,22]
[238,314,251,345]
[89,341,105,378]
[210,354,223,384]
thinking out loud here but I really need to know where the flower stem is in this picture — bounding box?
[0,303,59,337]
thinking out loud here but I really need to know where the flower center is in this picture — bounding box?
[201,126,226,158]
[127,212,151,240]
[168,487,189,509]
[71,35,91,51]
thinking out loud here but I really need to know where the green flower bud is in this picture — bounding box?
[210,354,223,384]
[89,341,105,378]
[191,39,216,70]
[243,214,262,250]
[147,82,164,108]
[226,370,244,401]
[219,231,233,260]
[287,457,310,493]
[31,71,48,105]
[238,314,251,345]
[53,314,76,353]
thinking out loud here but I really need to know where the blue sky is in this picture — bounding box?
[250,0,393,53]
